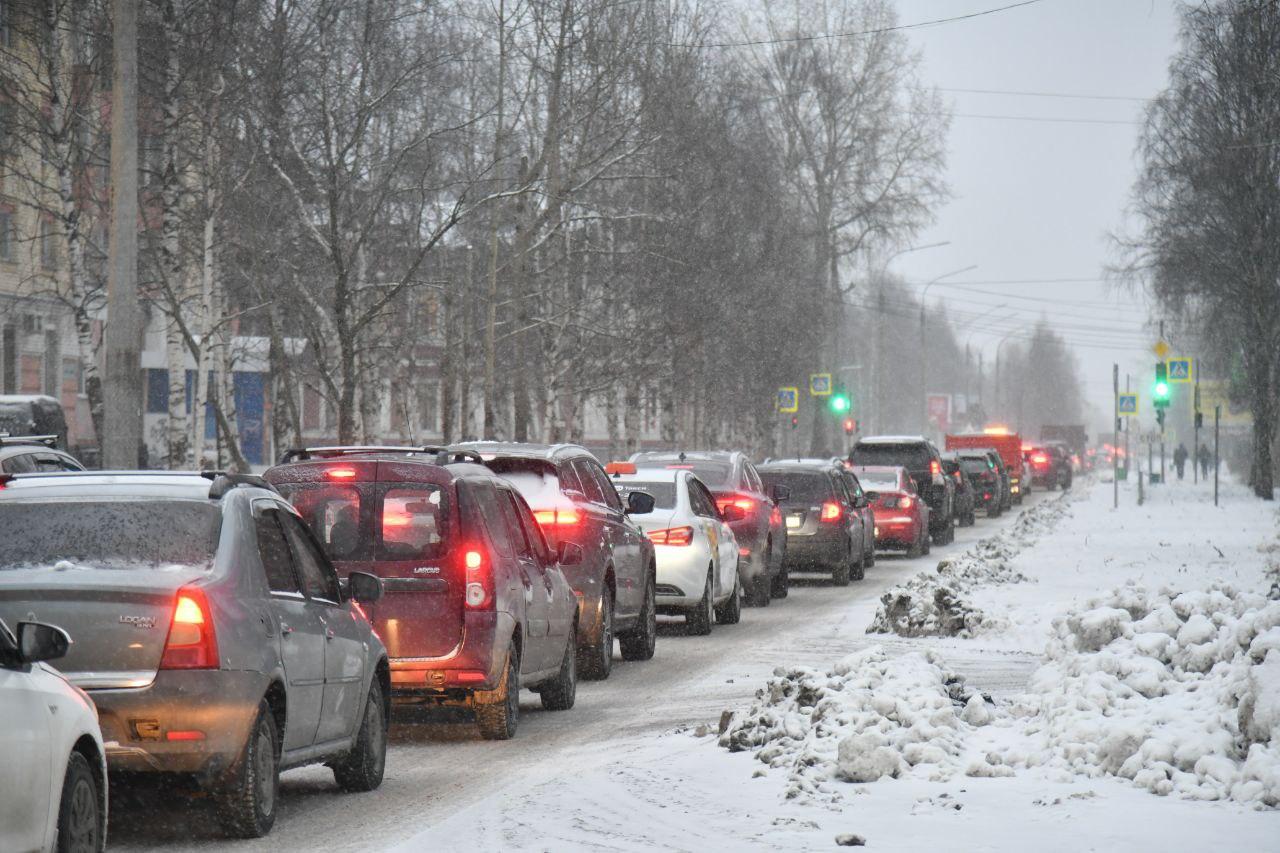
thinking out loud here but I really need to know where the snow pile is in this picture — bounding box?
[719,646,988,799]
[866,493,1074,638]
[1004,581,1280,807]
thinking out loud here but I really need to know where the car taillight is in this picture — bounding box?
[820,501,843,522]
[770,506,781,525]
[899,496,913,509]
[930,460,940,477]
[326,466,357,480]
[464,548,493,609]
[533,508,582,528]
[648,526,694,546]
[160,587,219,670]
[715,496,756,515]
[1032,453,1048,465]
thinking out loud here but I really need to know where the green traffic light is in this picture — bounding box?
[1154,381,1169,400]
[830,394,850,413]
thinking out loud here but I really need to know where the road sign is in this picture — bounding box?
[1199,380,1251,427]
[1117,393,1138,416]
[809,373,832,397]
[1153,340,1170,360]
[777,387,799,414]
[1167,358,1193,383]
[926,393,951,431]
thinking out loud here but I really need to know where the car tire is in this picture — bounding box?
[922,529,932,555]
[578,585,614,680]
[217,699,279,839]
[55,751,104,853]
[476,648,520,740]
[864,534,876,567]
[620,574,657,662]
[907,534,923,559]
[714,573,742,625]
[331,678,387,792]
[540,624,578,711]
[832,545,852,586]
[988,503,1002,519]
[687,570,714,635]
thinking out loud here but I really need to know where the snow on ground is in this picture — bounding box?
[403,477,1280,851]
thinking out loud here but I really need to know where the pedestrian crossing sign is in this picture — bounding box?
[809,373,832,397]
[1167,358,1193,383]
[1117,393,1138,416]
[777,387,799,413]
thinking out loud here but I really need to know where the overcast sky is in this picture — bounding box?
[881,0,1181,433]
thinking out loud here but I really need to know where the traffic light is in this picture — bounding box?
[829,386,851,414]
[790,415,799,430]
[1153,362,1171,408]
[1156,408,1166,430]
[843,417,856,435]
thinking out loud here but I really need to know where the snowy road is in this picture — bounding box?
[107,493,1048,851]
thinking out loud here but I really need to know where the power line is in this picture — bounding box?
[934,111,1142,126]
[939,87,1148,103]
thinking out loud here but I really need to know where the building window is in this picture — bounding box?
[39,217,57,269]
[0,207,13,262]
[417,380,439,434]
[146,368,168,413]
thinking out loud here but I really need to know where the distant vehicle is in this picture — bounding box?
[456,442,657,680]
[950,448,1006,517]
[946,430,1025,505]
[1025,443,1072,490]
[0,395,69,449]
[0,471,390,838]
[1040,424,1088,462]
[940,455,977,526]
[0,433,84,474]
[848,436,955,545]
[1,618,107,853]
[834,465,877,569]
[629,450,787,606]
[852,465,931,557]
[267,446,581,739]
[607,463,742,633]
[758,461,871,585]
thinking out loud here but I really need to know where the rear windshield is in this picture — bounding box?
[0,403,35,435]
[658,462,732,489]
[759,471,833,502]
[0,501,221,570]
[614,481,677,511]
[850,443,931,470]
[959,458,991,474]
[479,458,567,507]
[279,482,449,562]
[853,470,901,490]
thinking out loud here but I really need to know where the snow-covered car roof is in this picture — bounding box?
[0,472,221,502]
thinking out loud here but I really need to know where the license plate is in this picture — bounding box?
[786,515,802,529]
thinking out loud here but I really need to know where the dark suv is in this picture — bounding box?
[266,446,580,740]
[952,448,1006,517]
[0,434,84,474]
[848,436,955,545]
[454,442,657,681]
[629,450,787,606]
[757,462,870,585]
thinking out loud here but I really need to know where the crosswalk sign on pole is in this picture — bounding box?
[1117,393,1138,416]
[809,373,832,397]
[777,387,799,413]
[1167,358,1193,383]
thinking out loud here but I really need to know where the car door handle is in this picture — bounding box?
[281,624,294,637]
[326,628,336,641]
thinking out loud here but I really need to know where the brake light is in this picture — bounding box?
[464,548,493,609]
[715,496,756,515]
[648,526,694,546]
[160,588,219,670]
[899,496,913,509]
[0,473,11,489]
[533,508,582,528]
[930,460,941,477]
[1032,453,1048,465]
[820,501,843,522]
[326,466,357,480]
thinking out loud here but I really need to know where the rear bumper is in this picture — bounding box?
[873,515,922,548]
[782,529,846,567]
[389,610,514,695]
[654,544,712,607]
[93,670,267,778]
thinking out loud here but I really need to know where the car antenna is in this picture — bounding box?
[678,451,686,462]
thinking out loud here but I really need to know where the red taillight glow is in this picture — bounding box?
[383,509,412,528]
[648,526,694,546]
[900,496,913,509]
[533,508,582,528]
[1032,453,1048,465]
[930,460,941,477]
[464,549,492,609]
[326,467,357,480]
[715,496,756,515]
[454,671,488,684]
[160,588,219,670]
[165,730,205,742]
[738,546,751,557]
[820,501,843,522]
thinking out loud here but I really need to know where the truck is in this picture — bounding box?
[945,429,1026,505]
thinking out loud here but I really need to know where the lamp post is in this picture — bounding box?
[918,265,978,433]
[992,329,1021,421]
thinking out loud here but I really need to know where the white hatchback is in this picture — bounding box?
[0,619,106,853]
[607,465,743,634]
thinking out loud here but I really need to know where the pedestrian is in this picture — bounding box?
[1173,443,1188,480]
[1198,443,1212,479]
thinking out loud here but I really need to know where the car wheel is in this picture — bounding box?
[331,677,387,792]
[831,545,852,586]
[714,572,742,625]
[620,574,657,662]
[907,533,923,558]
[578,585,614,680]
[850,540,865,581]
[217,699,279,839]
[540,624,578,711]
[687,570,714,635]
[55,751,103,853]
[922,529,932,555]
[476,647,520,740]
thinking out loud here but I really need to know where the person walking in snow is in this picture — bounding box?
[1173,443,1188,480]
[1198,443,1212,479]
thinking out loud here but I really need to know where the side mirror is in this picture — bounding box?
[720,503,747,523]
[345,571,384,605]
[558,541,584,566]
[18,621,71,664]
[626,490,656,515]
[864,491,880,502]
[854,496,869,509]
[771,484,791,502]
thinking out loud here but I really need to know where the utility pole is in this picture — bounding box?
[1213,404,1220,507]
[482,0,507,440]
[1112,364,1119,509]
[1193,377,1201,484]
[103,0,143,468]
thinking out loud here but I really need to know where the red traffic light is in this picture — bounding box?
[842,417,856,435]
[790,416,799,429]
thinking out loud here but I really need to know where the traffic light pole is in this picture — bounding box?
[1214,404,1220,507]
[1112,364,1119,509]
[1193,379,1201,484]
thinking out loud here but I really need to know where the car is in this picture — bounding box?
[0,470,390,839]
[952,448,1006,517]
[758,461,871,585]
[1025,443,1071,490]
[454,442,657,680]
[1,618,107,853]
[940,455,977,527]
[848,436,955,545]
[265,445,581,739]
[834,465,877,569]
[1043,441,1076,488]
[0,433,85,474]
[946,430,1025,506]
[629,450,787,606]
[606,463,743,633]
[0,394,70,450]
[852,465,931,557]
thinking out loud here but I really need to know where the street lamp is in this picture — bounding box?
[919,265,979,433]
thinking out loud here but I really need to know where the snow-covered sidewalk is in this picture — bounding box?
[411,478,1280,851]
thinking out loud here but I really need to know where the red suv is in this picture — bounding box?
[265,447,580,740]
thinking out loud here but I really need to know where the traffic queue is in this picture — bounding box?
[0,426,1064,849]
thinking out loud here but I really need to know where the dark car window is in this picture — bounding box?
[467,480,513,558]
[843,473,865,499]
[614,481,677,510]
[1,452,36,474]
[744,463,764,494]
[498,489,535,559]
[381,485,446,561]
[959,458,990,475]
[280,482,449,562]
[636,455,735,490]
[759,471,834,503]
[557,462,584,497]
[0,500,221,570]
[509,491,553,565]
[279,511,342,603]
[850,443,931,470]
[585,461,625,512]
[276,483,364,560]
[572,459,610,507]
[255,509,301,594]
[688,481,717,518]
[35,452,80,472]
[830,473,852,503]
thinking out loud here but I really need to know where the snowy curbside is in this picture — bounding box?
[865,492,1075,638]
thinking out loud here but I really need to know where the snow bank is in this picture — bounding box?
[1004,581,1280,807]
[719,646,989,799]
[866,493,1075,638]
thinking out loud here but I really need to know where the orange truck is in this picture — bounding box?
[945,429,1026,506]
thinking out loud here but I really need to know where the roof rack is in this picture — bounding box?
[0,434,59,448]
[201,471,279,499]
[278,445,487,467]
